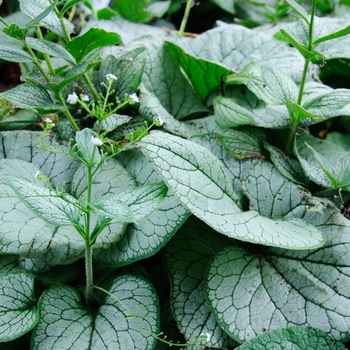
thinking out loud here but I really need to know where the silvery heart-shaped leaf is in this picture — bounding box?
[140,131,325,249]
[206,202,350,343]
[236,326,345,350]
[94,149,190,267]
[163,217,238,350]
[0,272,38,342]
[32,275,159,349]
[1,177,81,227]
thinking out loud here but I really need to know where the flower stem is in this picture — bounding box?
[178,0,194,38]
[84,146,97,307]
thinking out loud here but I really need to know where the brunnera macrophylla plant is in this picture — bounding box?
[0,0,349,349]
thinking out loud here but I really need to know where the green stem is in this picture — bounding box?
[285,0,316,154]
[35,28,55,75]
[57,92,80,131]
[84,158,95,307]
[178,0,194,38]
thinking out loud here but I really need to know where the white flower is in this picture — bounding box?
[81,94,89,102]
[67,92,78,104]
[129,92,139,103]
[34,171,40,178]
[105,73,118,82]
[91,136,103,146]
[153,115,164,126]
[43,117,55,126]
[200,332,211,343]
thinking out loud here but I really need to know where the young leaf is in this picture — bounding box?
[1,177,81,227]
[216,128,265,160]
[285,0,309,23]
[25,37,76,63]
[0,272,38,342]
[75,128,101,166]
[2,23,29,40]
[113,0,151,23]
[93,182,168,222]
[65,28,121,63]
[305,143,338,188]
[279,29,323,63]
[286,100,322,125]
[0,46,32,63]
[262,66,299,103]
[313,25,350,46]
[214,95,256,128]
[335,153,350,190]
[0,83,57,109]
[32,275,159,349]
[225,62,282,105]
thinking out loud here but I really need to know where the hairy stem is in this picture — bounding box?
[84,147,97,307]
[178,0,194,38]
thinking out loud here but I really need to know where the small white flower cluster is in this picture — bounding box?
[153,115,164,127]
[200,332,211,343]
[105,73,118,82]
[91,136,103,146]
[43,117,55,126]
[129,92,139,103]
[67,92,89,105]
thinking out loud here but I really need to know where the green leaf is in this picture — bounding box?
[65,28,121,63]
[142,41,207,120]
[147,1,171,18]
[165,41,230,102]
[279,29,323,63]
[2,23,29,40]
[216,128,265,160]
[1,177,81,227]
[0,46,32,63]
[32,275,159,349]
[236,326,346,349]
[163,217,238,349]
[25,37,76,63]
[0,109,40,130]
[313,25,350,46]
[51,61,99,90]
[97,114,132,132]
[0,272,38,342]
[186,23,305,83]
[286,100,322,125]
[285,0,309,23]
[326,132,350,152]
[210,0,235,14]
[75,128,101,166]
[20,0,74,38]
[61,0,82,14]
[113,0,151,23]
[214,95,256,128]
[0,84,57,109]
[140,131,325,249]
